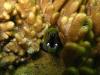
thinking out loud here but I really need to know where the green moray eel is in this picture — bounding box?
[42,27,62,54]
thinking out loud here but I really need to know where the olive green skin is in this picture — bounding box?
[63,67,79,75]
[79,66,96,75]
[42,28,62,54]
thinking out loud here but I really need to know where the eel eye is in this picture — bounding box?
[42,28,62,54]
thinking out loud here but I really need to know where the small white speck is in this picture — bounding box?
[55,43,58,47]
[47,43,50,47]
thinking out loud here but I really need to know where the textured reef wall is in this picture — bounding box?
[0,0,100,75]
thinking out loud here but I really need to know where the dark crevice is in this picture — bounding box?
[0,36,14,50]
[41,28,63,54]
[58,0,69,12]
